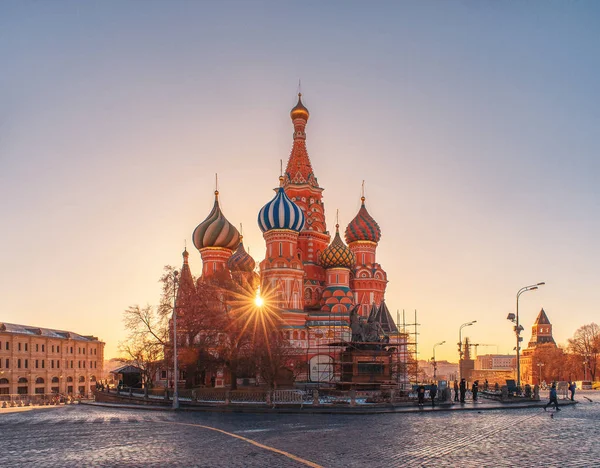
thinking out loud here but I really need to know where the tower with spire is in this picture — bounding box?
[520,308,557,385]
[283,94,331,311]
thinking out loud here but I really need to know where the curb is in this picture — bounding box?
[80,399,577,415]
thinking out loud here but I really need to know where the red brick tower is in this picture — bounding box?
[345,194,388,317]
[258,178,306,326]
[192,190,240,279]
[282,94,330,311]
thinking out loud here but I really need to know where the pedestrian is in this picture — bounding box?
[568,381,576,401]
[454,380,459,402]
[417,385,425,406]
[484,379,489,391]
[544,382,560,411]
[430,383,438,407]
[472,380,479,401]
[459,378,467,403]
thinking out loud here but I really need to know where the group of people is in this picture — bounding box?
[452,378,481,403]
[417,383,437,407]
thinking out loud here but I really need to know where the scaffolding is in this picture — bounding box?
[305,308,420,390]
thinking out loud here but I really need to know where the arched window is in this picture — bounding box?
[301,331,306,340]
[78,376,85,383]
[0,378,9,385]
[67,376,73,382]
[90,375,96,382]
[18,377,28,383]
[36,377,44,384]
[293,331,298,340]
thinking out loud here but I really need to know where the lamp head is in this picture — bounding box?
[507,313,516,321]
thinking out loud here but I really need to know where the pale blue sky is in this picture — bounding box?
[1,1,599,360]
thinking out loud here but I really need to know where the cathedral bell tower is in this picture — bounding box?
[282,94,330,310]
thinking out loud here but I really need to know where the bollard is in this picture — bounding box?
[312,389,319,406]
[501,385,509,401]
[164,388,169,401]
[225,390,231,405]
[533,384,540,401]
[350,389,356,406]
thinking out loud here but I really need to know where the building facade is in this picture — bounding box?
[0,323,105,396]
[181,94,405,384]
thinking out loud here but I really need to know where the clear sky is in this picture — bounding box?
[1,1,599,363]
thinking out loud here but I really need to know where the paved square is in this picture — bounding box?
[1,393,598,467]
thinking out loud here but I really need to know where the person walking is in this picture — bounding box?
[459,378,467,403]
[568,381,576,401]
[430,383,438,407]
[454,380,459,402]
[417,385,425,407]
[544,382,560,411]
[472,380,479,402]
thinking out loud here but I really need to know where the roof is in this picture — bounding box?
[111,365,142,374]
[0,322,102,342]
[533,308,551,325]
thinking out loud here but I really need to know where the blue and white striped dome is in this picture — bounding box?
[258,187,305,233]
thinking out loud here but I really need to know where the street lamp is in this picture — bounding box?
[458,321,477,361]
[432,341,446,381]
[507,282,544,389]
[537,362,545,385]
[172,270,179,410]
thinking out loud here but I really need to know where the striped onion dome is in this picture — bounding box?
[345,196,381,244]
[258,186,305,233]
[320,225,356,269]
[192,191,240,251]
[227,239,255,272]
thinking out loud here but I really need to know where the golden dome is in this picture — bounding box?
[290,93,309,121]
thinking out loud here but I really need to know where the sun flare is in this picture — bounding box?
[254,292,264,307]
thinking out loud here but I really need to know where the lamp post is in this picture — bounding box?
[537,362,545,385]
[432,341,446,381]
[172,270,179,410]
[507,282,544,389]
[584,356,589,381]
[458,321,476,380]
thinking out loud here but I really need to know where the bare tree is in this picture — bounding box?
[568,323,600,381]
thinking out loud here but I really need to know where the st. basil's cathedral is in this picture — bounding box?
[185,94,400,382]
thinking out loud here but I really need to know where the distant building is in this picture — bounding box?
[520,308,557,385]
[475,354,516,371]
[0,322,105,396]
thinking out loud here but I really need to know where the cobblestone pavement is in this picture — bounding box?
[1,392,598,467]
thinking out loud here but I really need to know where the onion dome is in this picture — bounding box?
[192,191,240,250]
[258,186,305,233]
[345,196,381,244]
[290,93,309,122]
[227,238,256,272]
[320,225,356,269]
